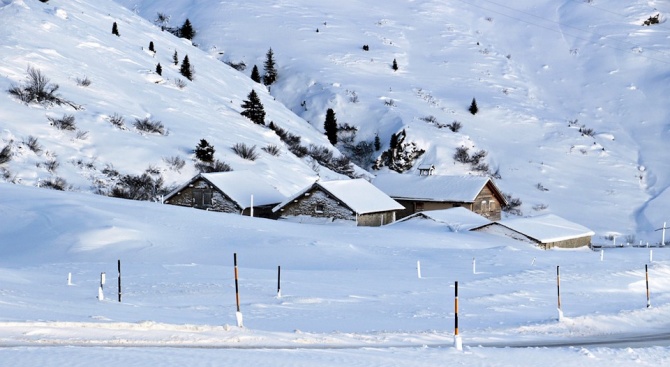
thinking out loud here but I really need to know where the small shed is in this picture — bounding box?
[272,179,404,226]
[373,174,507,220]
[471,214,595,249]
[418,164,436,176]
[163,171,286,218]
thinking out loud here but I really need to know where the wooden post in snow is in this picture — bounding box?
[556,266,563,321]
[453,281,462,351]
[234,253,243,327]
[646,264,651,308]
[117,260,122,303]
[277,265,281,298]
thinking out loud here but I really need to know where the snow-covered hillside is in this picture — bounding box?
[2,0,670,241]
[114,0,670,241]
[0,0,359,201]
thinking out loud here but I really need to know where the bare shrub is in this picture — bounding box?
[133,117,166,135]
[108,113,126,129]
[502,192,522,216]
[261,144,281,156]
[195,159,232,173]
[111,172,165,201]
[75,130,89,140]
[453,146,471,164]
[532,203,548,211]
[23,136,42,154]
[0,145,11,164]
[420,115,438,123]
[384,99,396,107]
[8,66,80,109]
[232,143,259,161]
[174,78,187,89]
[75,76,91,87]
[224,60,246,71]
[163,156,186,172]
[44,158,60,173]
[447,121,462,132]
[40,176,70,191]
[536,183,549,191]
[48,114,76,131]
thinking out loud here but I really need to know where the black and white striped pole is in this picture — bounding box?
[453,281,463,350]
[117,260,122,303]
[234,253,243,327]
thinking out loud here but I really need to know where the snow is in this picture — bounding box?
[200,171,285,208]
[2,0,670,364]
[393,207,491,232]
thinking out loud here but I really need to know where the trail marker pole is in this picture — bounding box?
[472,258,476,274]
[655,222,667,246]
[600,250,604,262]
[277,265,281,298]
[117,260,122,303]
[417,260,422,279]
[234,253,243,327]
[250,195,254,217]
[646,264,651,308]
[100,272,106,291]
[453,281,462,350]
[557,266,563,321]
[67,272,72,286]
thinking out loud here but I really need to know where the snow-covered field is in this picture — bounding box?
[3,0,670,365]
[1,183,670,365]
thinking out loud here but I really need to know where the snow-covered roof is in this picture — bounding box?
[166,171,285,209]
[373,174,501,203]
[274,179,404,215]
[482,214,595,243]
[393,207,491,231]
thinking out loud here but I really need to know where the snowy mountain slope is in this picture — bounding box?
[0,0,357,199]
[114,0,670,241]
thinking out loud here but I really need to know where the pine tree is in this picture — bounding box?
[374,134,381,151]
[324,108,338,145]
[389,132,399,150]
[180,55,193,81]
[240,90,266,125]
[149,41,155,52]
[112,22,120,36]
[172,50,179,65]
[250,65,261,83]
[155,63,162,76]
[392,58,398,71]
[263,48,277,86]
[194,139,215,162]
[180,18,195,40]
[469,98,479,115]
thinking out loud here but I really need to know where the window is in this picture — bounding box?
[481,200,489,212]
[193,189,213,208]
[415,202,424,212]
[315,204,324,213]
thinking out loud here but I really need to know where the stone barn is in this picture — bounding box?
[272,179,404,226]
[163,171,286,218]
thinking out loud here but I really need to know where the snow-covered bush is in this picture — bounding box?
[133,117,166,135]
[232,143,259,161]
[0,145,11,164]
[40,176,70,191]
[262,144,281,156]
[48,114,77,131]
[195,159,232,173]
[8,67,80,109]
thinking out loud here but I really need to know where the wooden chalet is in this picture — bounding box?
[373,174,507,220]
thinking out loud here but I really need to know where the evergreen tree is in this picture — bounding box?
[112,22,119,36]
[469,98,479,115]
[240,90,266,125]
[194,139,215,162]
[263,48,277,86]
[180,55,193,81]
[155,63,162,76]
[172,50,179,65]
[392,58,398,71]
[149,41,155,52]
[324,108,338,145]
[180,18,195,40]
[389,132,399,150]
[374,134,381,151]
[250,65,261,83]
